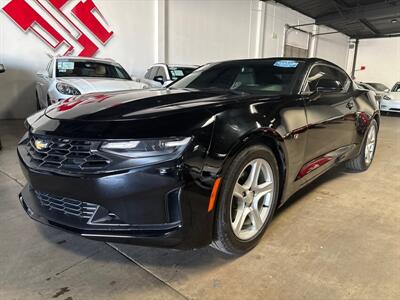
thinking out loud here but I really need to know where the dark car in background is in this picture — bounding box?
[18,58,379,255]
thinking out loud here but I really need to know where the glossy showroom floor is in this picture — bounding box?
[0,116,399,300]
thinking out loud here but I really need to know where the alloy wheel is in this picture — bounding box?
[230,158,274,240]
[365,125,376,165]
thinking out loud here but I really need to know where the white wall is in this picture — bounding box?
[166,0,253,64]
[347,37,400,88]
[0,0,350,119]
[314,26,349,69]
[165,0,350,67]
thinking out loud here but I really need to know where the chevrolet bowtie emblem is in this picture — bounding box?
[34,139,49,151]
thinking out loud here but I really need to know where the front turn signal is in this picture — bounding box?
[208,177,222,212]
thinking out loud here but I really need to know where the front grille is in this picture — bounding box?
[35,191,98,220]
[26,135,110,172]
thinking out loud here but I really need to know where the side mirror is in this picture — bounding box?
[384,88,390,93]
[0,64,5,73]
[153,75,164,84]
[315,79,342,93]
[36,70,48,78]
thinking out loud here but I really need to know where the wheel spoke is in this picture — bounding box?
[364,126,377,165]
[230,157,275,240]
[254,182,273,197]
[233,183,247,199]
[243,160,261,189]
[251,160,262,189]
[249,208,263,231]
[232,207,250,235]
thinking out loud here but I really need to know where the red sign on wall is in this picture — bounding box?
[2,0,114,57]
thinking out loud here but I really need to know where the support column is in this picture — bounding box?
[308,24,319,57]
[155,0,167,63]
[248,0,266,58]
[351,39,359,79]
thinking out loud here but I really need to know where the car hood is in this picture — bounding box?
[45,88,268,121]
[388,91,400,100]
[58,77,148,94]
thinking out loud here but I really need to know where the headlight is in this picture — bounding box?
[383,95,391,100]
[100,137,191,158]
[56,82,81,95]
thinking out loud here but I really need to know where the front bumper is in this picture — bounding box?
[17,142,215,249]
[19,186,184,247]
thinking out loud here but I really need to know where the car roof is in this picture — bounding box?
[55,56,116,63]
[214,57,341,68]
[212,58,347,74]
[169,64,199,69]
[152,63,199,69]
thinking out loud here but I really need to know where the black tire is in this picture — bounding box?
[345,119,378,171]
[211,145,280,255]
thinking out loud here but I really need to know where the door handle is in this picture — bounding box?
[346,101,354,110]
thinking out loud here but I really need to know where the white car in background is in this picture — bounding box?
[381,82,400,113]
[135,63,199,87]
[36,56,149,109]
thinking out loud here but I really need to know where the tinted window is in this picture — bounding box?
[170,60,304,95]
[306,65,350,93]
[56,59,131,80]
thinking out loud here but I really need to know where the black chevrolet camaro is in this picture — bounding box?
[18,58,379,255]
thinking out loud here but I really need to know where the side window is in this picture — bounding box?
[156,67,167,80]
[149,67,159,80]
[306,65,349,93]
[305,65,326,92]
[331,68,351,92]
[392,84,400,92]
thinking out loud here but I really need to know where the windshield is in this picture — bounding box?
[56,59,131,80]
[366,82,389,92]
[392,83,400,92]
[168,66,197,81]
[170,60,304,95]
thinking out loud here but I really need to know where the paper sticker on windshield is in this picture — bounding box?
[57,61,74,72]
[273,60,299,68]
